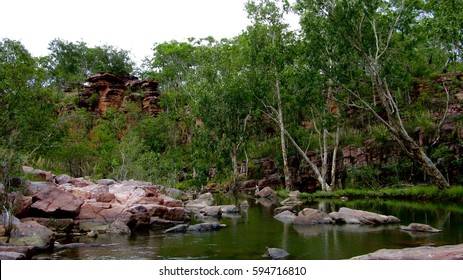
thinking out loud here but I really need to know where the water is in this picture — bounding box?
[40,197,463,260]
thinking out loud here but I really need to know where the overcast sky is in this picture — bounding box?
[1,0,299,63]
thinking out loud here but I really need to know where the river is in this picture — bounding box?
[38,196,463,260]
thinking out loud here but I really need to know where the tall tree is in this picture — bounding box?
[0,39,57,184]
[295,0,450,189]
[193,38,255,190]
[245,0,295,189]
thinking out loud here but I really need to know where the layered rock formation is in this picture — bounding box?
[78,72,162,117]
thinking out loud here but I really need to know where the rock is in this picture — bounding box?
[164,223,226,233]
[400,223,442,233]
[27,182,84,218]
[6,192,33,218]
[20,217,75,233]
[0,246,34,259]
[54,174,73,185]
[22,166,54,182]
[87,229,99,237]
[82,73,161,117]
[264,248,290,260]
[0,252,26,260]
[185,192,214,209]
[126,206,151,230]
[150,217,184,227]
[256,198,275,208]
[166,188,185,200]
[280,197,303,206]
[274,206,293,215]
[8,221,55,250]
[77,201,129,223]
[187,223,226,232]
[255,186,277,200]
[352,244,463,260]
[106,220,131,235]
[201,206,222,218]
[219,205,239,214]
[293,208,334,225]
[95,192,116,203]
[329,207,400,225]
[97,179,117,186]
[161,196,184,207]
[274,210,297,224]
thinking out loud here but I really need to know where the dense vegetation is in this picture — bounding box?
[1,0,462,196]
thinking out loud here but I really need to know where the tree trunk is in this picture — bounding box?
[330,127,340,189]
[285,129,330,190]
[320,129,330,191]
[275,68,293,190]
[231,144,239,192]
[367,61,450,190]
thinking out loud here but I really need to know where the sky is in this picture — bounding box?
[1,0,299,64]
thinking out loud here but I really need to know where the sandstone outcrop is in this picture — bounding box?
[329,207,400,225]
[352,243,463,260]
[79,72,162,117]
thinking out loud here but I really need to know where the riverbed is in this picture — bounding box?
[37,196,463,260]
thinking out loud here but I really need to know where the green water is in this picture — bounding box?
[46,197,463,260]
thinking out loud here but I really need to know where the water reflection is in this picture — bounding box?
[42,198,463,260]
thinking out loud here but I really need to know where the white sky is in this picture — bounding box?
[1,0,299,64]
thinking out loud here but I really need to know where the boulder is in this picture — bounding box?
[8,221,55,250]
[164,223,226,233]
[255,187,277,200]
[28,182,84,218]
[352,244,463,260]
[274,206,293,215]
[97,179,117,186]
[274,210,297,224]
[293,208,334,225]
[0,246,34,259]
[280,197,303,206]
[201,206,222,218]
[264,248,290,260]
[400,223,442,233]
[186,223,226,232]
[0,252,27,260]
[54,174,73,185]
[126,205,151,230]
[22,166,54,182]
[185,192,214,209]
[20,217,75,233]
[77,201,131,224]
[106,220,131,235]
[219,205,240,214]
[329,207,400,225]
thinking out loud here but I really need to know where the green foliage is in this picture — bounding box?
[345,165,382,190]
[45,38,134,87]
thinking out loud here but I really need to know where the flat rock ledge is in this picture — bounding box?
[352,243,463,260]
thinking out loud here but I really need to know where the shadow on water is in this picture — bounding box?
[41,195,463,260]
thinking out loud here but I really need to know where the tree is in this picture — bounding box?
[0,39,58,183]
[425,0,463,72]
[295,0,450,189]
[193,38,255,190]
[45,38,134,88]
[245,0,295,189]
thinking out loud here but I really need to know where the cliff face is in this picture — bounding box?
[78,72,162,117]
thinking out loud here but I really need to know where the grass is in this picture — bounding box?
[307,185,463,203]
